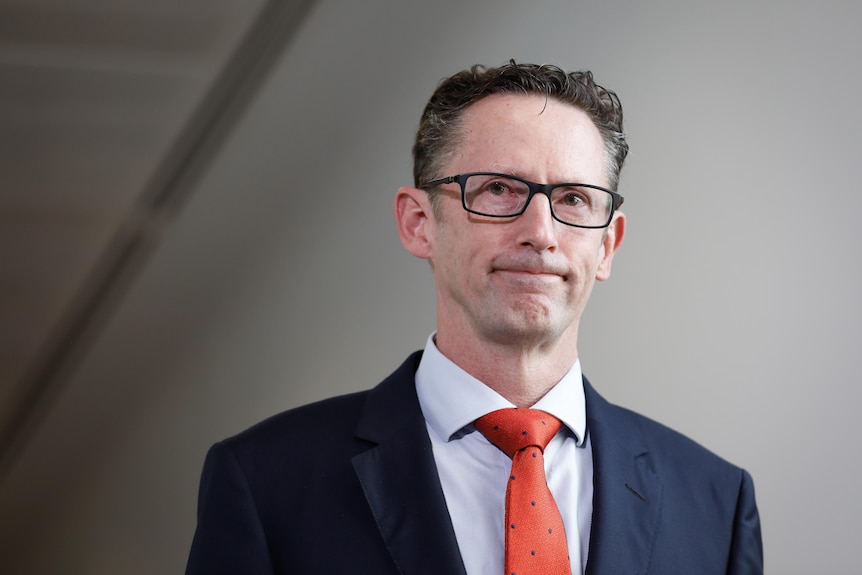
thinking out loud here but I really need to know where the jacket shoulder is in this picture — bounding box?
[228,389,369,452]
[584,376,745,480]
[219,350,424,462]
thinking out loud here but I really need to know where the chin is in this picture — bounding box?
[483,315,564,347]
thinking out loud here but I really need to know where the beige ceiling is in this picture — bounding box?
[0,0,316,471]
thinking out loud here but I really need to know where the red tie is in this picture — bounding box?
[474,408,572,575]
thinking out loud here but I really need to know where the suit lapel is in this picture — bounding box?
[583,377,664,575]
[351,352,468,575]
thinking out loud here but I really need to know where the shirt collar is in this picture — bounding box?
[415,333,587,446]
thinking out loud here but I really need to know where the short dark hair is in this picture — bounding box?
[413,60,628,194]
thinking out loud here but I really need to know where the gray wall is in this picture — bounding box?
[3,0,861,572]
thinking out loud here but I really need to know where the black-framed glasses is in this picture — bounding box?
[422,172,624,229]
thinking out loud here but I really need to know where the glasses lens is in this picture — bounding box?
[549,185,613,227]
[464,174,530,216]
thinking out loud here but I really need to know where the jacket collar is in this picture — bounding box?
[583,376,664,575]
[351,351,468,575]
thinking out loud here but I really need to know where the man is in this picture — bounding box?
[186,61,763,574]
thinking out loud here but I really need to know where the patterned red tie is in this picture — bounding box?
[474,408,572,575]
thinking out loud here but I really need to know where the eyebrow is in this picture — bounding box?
[482,168,592,185]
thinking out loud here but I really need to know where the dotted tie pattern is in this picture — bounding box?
[474,408,572,575]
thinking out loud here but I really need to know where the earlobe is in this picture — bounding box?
[596,211,625,281]
[394,186,434,259]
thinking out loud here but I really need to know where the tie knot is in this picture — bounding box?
[474,408,562,457]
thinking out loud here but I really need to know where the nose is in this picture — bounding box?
[516,192,558,251]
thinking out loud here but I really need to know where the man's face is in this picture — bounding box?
[400,93,624,352]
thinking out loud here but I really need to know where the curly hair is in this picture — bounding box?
[413,60,628,194]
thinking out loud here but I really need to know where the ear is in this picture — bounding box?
[596,210,625,281]
[394,186,435,259]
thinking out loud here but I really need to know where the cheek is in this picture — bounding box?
[434,227,473,278]
[564,240,604,278]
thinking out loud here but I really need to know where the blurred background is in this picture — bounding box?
[2,0,860,572]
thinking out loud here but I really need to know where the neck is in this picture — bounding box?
[434,329,579,408]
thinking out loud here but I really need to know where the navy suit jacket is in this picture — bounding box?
[186,352,763,574]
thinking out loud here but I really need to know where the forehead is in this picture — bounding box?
[451,93,607,185]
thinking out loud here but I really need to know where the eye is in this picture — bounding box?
[486,179,512,196]
[559,191,587,207]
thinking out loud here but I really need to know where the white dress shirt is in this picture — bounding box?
[415,334,593,575]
